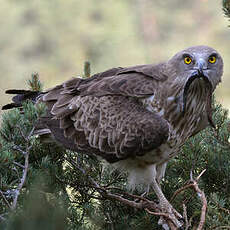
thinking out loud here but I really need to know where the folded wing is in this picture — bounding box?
[14,64,170,163]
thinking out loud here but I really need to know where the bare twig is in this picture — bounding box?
[0,190,11,209]
[189,170,207,230]
[170,169,206,202]
[27,127,35,140]
[13,161,25,169]
[196,169,206,181]
[192,179,207,230]
[104,191,149,209]
[105,186,150,202]
[11,144,30,210]
[145,208,172,218]
[12,145,27,155]
[183,203,190,230]
[170,183,193,202]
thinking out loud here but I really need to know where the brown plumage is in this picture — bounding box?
[2,45,223,228]
[38,63,169,163]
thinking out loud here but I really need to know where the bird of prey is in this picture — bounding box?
[2,45,223,228]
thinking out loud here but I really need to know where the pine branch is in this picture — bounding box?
[223,0,230,26]
[27,72,43,91]
[83,61,91,78]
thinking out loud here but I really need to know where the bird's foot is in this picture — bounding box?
[157,199,184,229]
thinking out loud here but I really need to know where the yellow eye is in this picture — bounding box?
[209,56,216,64]
[184,56,192,65]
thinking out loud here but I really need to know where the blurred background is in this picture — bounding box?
[0,0,230,113]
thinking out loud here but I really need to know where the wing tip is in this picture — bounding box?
[2,103,21,110]
[5,89,31,94]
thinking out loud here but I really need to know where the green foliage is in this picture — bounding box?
[4,178,68,230]
[27,73,43,91]
[223,0,230,23]
[84,61,91,78]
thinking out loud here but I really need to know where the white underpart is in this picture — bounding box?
[113,159,156,191]
[113,143,173,191]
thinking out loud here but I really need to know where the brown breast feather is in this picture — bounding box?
[40,64,169,163]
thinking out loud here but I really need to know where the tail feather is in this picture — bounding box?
[2,103,21,110]
[2,89,41,110]
[5,89,33,94]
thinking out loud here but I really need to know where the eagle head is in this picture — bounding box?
[167,45,223,127]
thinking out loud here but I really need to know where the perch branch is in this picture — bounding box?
[66,156,183,229]
[192,177,207,230]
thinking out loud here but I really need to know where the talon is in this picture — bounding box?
[157,201,183,228]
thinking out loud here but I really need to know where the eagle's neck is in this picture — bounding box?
[167,79,209,144]
[145,79,210,146]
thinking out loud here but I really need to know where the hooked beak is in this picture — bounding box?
[197,58,206,77]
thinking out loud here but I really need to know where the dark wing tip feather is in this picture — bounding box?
[5,89,32,94]
[2,103,21,110]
